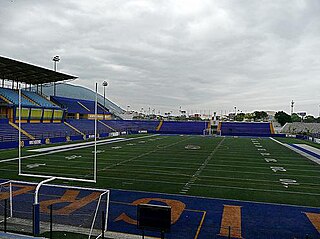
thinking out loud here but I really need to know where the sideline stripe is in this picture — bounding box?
[219,205,242,238]
[270,137,320,165]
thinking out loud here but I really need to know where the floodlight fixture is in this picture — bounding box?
[52,55,60,96]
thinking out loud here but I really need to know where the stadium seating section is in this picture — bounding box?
[281,122,320,134]
[0,88,35,107]
[0,119,29,141]
[101,120,159,132]
[22,90,59,108]
[20,122,80,139]
[51,96,108,114]
[158,121,207,134]
[67,119,114,135]
[220,122,272,136]
[0,97,8,104]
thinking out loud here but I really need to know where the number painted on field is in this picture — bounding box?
[92,150,105,154]
[270,166,286,172]
[65,155,82,160]
[280,179,299,188]
[26,163,46,169]
[261,153,270,156]
[264,158,277,163]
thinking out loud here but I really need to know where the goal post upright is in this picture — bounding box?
[18,85,22,175]
[94,82,98,183]
[33,177,56,236]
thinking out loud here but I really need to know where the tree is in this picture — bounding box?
[275,111,292,126]
[244,113,254,121]
[234,113,245,121]
[291,113,301,122]
[304,115,316,123]
[253,111,268,121]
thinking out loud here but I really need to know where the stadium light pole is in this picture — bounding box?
[52,55,60,96]
[102,81,108,118]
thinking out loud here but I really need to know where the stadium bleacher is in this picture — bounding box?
[281,122,320,134]
[67,119,114,135]
[158,121,207,135]
[51,96,108,114]
[220,122,272,136]
[20,122,80,139]
[0,88,36,107]
[22,90,59,108]
[0,97,9,105]
[0,119,29,142]
[101,120,159,132]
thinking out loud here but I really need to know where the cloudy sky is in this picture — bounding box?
[0,0,319,116]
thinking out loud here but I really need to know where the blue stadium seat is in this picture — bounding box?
[0,119,29,142]
[67,119,114,135]
[22,90,59,108]
[158,121,207,135]
[0,88,35,107]
[51,96,109,114]
[220,122,272,136]
[101,120,159,132]
[21,122,80,139]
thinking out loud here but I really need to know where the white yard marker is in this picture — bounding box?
[280,179,299,188]
[264,158,277,163]
[92,150,105,154]
[65,155,82,160]
[26,163,46,169]
[270,166,286,172]
[261,153,270,156]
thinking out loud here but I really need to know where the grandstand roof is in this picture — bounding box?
[0,56,77,84]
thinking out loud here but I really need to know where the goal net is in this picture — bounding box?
[0,180,109,238]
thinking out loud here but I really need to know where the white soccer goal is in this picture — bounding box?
[0,180,110,239]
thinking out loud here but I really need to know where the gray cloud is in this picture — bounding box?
[0,0,319,116]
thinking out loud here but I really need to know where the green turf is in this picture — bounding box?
[1,134,320,207]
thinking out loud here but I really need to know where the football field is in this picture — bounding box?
[1,134,320,207]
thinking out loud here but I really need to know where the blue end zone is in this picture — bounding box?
[109,189,320,238]
[1,180,319,238]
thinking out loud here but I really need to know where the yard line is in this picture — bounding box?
[94,136,194,175]
[179,138,225,194]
